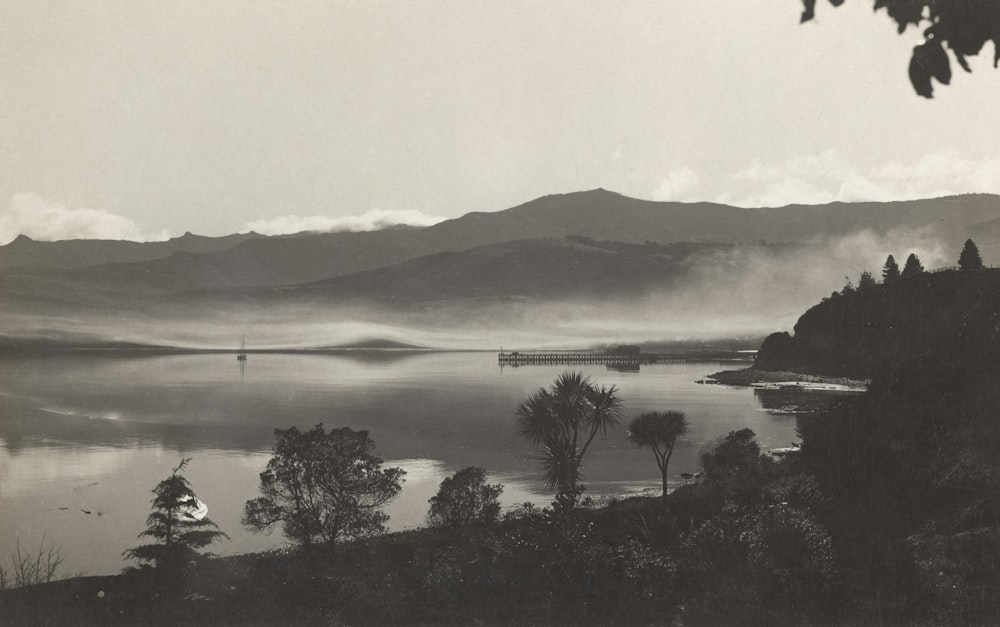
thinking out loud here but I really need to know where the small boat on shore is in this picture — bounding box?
[237,335,247,362]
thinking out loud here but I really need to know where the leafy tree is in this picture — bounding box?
[243,425,404,550]
[858,270,877,292]
[801,1,1000,97]
[124,459,228,574]
[701,428,764,481]
[902,252,925,277]
[427,466,504,528]
[516,372,622,503]
[958,238,984,270]
[882,255,900,283]
[627,411,689,501]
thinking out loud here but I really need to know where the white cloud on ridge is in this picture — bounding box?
[1,193,169,244]
[242,208,447,236]
[717,149,1000,207]
[650,167,700,201]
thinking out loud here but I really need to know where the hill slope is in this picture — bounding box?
[0,231,266,269]
[179,238,736,308]
[754,268,1000,377]
[2,191,998,293]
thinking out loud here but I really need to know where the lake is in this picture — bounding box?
[0,351,833,577]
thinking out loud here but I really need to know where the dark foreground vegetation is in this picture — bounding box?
[3,262,1000,625]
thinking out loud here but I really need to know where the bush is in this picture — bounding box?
[427,467,503,528]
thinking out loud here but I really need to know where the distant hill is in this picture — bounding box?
[2,191,998,294]
[176,238,748,309]
[0,231,266,269]
[420,189,1000,249]
[320,339,426,350]
[3,190,1000,337]
[754,268,1000,378]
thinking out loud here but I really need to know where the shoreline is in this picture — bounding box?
[699,367,869,391]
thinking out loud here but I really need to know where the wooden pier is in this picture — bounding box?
[498,351,656,366]
[497,349,753,367]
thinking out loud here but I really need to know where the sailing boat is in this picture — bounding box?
[237,335,248,362]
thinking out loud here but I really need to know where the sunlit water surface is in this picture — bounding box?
[0,352,838,576]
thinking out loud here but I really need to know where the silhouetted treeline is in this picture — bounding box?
[756,268,1000,378]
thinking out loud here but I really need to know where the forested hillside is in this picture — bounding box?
[755,267,1000,378]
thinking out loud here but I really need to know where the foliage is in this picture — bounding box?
[123,459,228,574]
[427,467,503,528]
[902,252,924,277]
[701,428,765,481]
[243,425,404,549]
[679,501,836,624]
[516,372,622,502]
[0,539,65,590]
[755,268,1000,377]
[959,238,984,269]
[857,270,877,292]
[627,411,689,500]
[801,1,1000,97]
[882,254,900,283]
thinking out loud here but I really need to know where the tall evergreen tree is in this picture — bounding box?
[958,239,984,270]
[858,271,877,292]
[882,255,900,283]
[124,459,228,574]
[902,253,924,277]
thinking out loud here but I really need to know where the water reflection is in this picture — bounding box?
[0,352,849,577]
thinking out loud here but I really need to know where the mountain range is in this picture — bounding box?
[2,189,998,348]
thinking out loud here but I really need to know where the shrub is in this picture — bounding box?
[427,467,503,528]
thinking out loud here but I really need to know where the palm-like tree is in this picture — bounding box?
[516,372,622,501]
[627,411,689,501]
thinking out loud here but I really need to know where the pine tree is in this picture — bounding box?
[858,271,877,292]
[958,239,984,270]
[124,459,228,574]
[882,255,900,283]
[902,253,924,277]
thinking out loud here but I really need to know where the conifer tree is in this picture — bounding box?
[902,253,924,277]
[958,239,984,270]
[858,271,877,292]
[882,255,900,283]
[124,459,228,574]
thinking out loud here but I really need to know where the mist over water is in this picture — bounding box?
[0,226,955,350]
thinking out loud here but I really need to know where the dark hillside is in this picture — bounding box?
[3,191,997,293]
[755,268,1000,377]
[0,232,265,269]
[180,238,738,308]
[424,190,1000,248]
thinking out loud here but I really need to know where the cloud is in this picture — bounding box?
[241,208,447,236]
[650,167,700,201]
[718,149,1000,207]
[0,193,170,245]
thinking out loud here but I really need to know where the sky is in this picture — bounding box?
[2,0,999,244]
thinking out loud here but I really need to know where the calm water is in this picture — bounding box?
[0,351,830,576]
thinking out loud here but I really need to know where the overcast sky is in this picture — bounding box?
[2,1,999,243]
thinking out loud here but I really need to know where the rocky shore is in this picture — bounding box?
[699,367,869,391]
